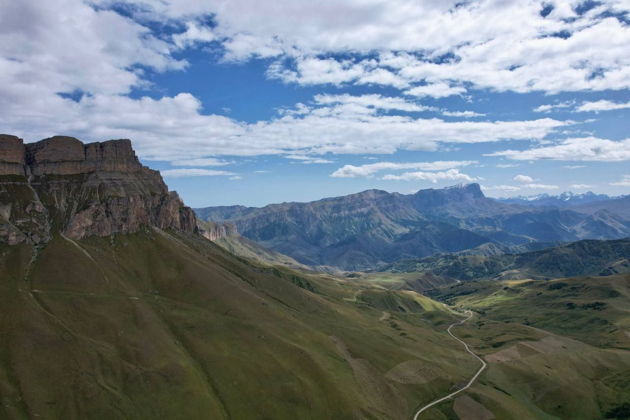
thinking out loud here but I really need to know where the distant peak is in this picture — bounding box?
[425,183,484,197]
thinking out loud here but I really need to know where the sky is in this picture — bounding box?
[1,0,629,207]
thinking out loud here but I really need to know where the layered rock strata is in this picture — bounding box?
[0,135,197,245]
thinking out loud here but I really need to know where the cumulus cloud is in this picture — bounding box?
[2,0,625,171]
[5,88,569,162]
[313,94,431,112]
[331,160,477,178]
[522,183,559,190]
[536,99,630,113]
[405,83,466,98]
[487,137,630,162]
[285,155,334,164]
[96,0,630,95]
[533,101,575,113]
[514,174,534,183]
[173,21,216,49]
[441,110,485,118]
[575,100,630,112]
[170,158,231,166]
[482,184,521,192]
[382,168,477,183]
[161,168,236,177]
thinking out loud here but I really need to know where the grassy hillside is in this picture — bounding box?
[0,229,475,420]
[418,274,630,419]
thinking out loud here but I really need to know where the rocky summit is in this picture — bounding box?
[0,134,196,245]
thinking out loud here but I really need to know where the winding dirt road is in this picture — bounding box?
[412,310,487,420]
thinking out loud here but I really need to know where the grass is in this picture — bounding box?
[0,231,472,420]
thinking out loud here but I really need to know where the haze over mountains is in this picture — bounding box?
[196,184,630,270]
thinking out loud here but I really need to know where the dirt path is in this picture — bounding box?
[412,310,487,420]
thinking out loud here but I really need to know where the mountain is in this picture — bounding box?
[386,238,630,281]
[0,134,484,419]
[498,191,612,207]
[574,195,630,220]
[196,183,630,270]
[0,134,196,245]
[198,219,310,271]
[2,135,629,420]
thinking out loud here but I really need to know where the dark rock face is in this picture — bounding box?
[0,135,197,245]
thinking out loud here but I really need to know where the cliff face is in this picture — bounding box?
[198,220,238,241]
[0,135,197,245]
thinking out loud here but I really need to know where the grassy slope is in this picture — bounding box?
[421,275,630,419]
[0,230,473,420]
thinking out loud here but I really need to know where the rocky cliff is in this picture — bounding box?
[198,220,238,241]
[0,134,197,245]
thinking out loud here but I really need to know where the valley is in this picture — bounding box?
[1,135,628,419]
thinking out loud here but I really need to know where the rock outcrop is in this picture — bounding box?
[0,135,197,245]
[198,220,238,241]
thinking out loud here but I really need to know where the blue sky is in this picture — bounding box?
[1,0,629,207]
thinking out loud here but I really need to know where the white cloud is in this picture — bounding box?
[488,137,630,162]
[496,163,519,168]
[173,21,216,49]
[405,83,466,98]
[285,154,334,164]
[313,94,430,112]
[513,174,534,183]
[5,88,569,161]
[533,101,575,113]
[331,160,477,178]
[522,183,559,190]
[611,175,630,187]
[0,0,184,102]
[1,0,622,169]
[382,168,476,183]
[570,184,592,189]
[575,100,630,112]
[536,99,630,113]
[161,168,236,177]
[105,0,630,95]
[170,158,231,166]
[86,0,630,96]
[482,184,521,192]
[441,110,485,118]
[563,165,586,169]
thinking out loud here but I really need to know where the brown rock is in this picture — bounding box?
[0,134,26,176]
[1,134,197,245]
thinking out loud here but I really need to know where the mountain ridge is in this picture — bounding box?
[196,183,630,270]
[0,134,196,245]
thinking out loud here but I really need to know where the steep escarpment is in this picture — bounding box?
[0,134,196,244]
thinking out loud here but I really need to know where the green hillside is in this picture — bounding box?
[387,238,630,281]
[0,229,473,420]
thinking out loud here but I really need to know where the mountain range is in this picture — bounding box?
[497,191,615,207]
[196,184,630,270]
[1,134,473,419]
[2,134,629,419]
[386,238,630,281]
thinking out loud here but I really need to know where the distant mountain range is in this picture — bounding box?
[386,238,630,281]
[498,191,616,207]
[196,184,630,270]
